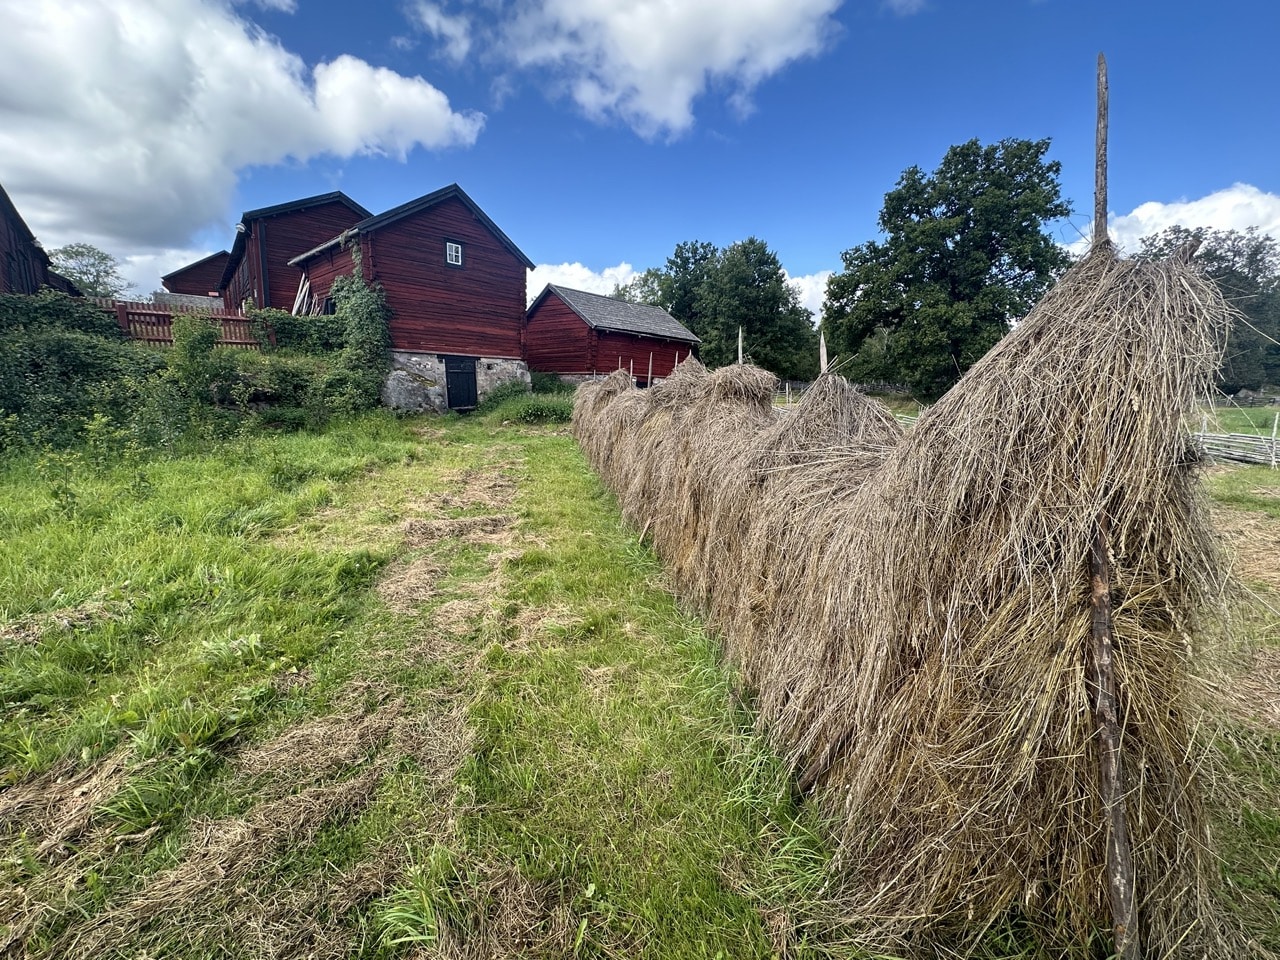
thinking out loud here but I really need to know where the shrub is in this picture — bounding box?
[493,396,573,424]
[530,371,574,395]
[254,307,346,355]
[478,381,530,412]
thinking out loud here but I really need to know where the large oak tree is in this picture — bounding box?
[822,138,1072,397]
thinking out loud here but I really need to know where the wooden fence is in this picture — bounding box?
[94,298,269,350]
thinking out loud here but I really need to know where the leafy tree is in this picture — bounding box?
[1136,225,1279,392]
[823,138,1072,397]
[48,242,133,299]
[617,238,818,380]
[695,238,818,378]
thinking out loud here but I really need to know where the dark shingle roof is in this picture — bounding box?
[288,183,533,269]
[535,285,700,344]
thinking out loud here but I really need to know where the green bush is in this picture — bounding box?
[530,371,574,395]
[254,307,346,355]
[0,293,166,448]
[496,396,573,424]
[478,381,530,412]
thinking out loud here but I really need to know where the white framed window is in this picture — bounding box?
[446,240,463,267]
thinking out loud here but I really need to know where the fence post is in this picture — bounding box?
[1271,411,1278,470]
[115,301,130,336]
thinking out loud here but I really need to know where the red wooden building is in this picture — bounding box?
[160,250,229,297]
[0,182,77,295]
[212,192,371,312]
[525,284,699,386]
[289,183,534,411]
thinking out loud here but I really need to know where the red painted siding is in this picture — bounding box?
[367,196,526,357]
[525,293,592,372]
[594,329,688,384]
[222,201,366,312]
[1,203,49,295]
[162,252,228,296]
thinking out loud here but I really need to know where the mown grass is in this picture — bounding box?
[2,402,1278,958]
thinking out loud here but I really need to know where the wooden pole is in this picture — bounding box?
[1088,515,1139,958]
[1089,52,1138,959]
[820,331,829,374]
[1270,409,1278,469]
[738,326,744,364]
[1094,53,1110,248]
[647,352,654,386]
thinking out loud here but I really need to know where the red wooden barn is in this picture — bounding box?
[212,192,371,312]
[525,284,699,386]
[160,250,229,297]
[0,182,77,295]
[289,183,534,411]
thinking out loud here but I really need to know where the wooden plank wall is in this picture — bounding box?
[0,207,48,295]
[162,252,228,296]
[367,196,526,358]
[594,330,690,383]
[525,294,592,372]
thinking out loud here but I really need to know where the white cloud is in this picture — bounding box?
[1074,183,1280,256]
[234,0,297,12]
[406,1,472,63]
[527,261,638,303]
[785,269,833,319]
[0,0,483,260]
[499,0,844,137]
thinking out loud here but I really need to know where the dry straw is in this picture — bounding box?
[572,243,1261,956]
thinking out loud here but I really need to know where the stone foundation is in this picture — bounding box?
[381,352,530,414]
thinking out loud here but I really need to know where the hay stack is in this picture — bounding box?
[572,242,1257,955]
[749,245,1246,955]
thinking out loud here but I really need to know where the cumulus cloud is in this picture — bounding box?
[527,261,638,303]
[407,1,472,63]
[498,0,844,137]
[1075,183,1280,255]
[0,0,483,256]
[785,269,833,319]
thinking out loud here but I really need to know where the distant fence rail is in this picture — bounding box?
[94,298,268,350]
[1195,431,1279,468]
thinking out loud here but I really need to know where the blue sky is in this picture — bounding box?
[1,0,1277,312]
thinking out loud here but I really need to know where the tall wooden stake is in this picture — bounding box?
[820,331,829,374]
[738,326,744,364]
[1088,516,1138,958]
[1094,53,1110,248]
[647,352,654,386]
[1089,50,1139,960]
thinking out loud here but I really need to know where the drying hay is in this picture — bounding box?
[571,243,1260,956]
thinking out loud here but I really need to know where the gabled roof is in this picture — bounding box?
[219,191,371,290]
[530,284,701,344]
[288,183,534,270]
[162,249,229,283]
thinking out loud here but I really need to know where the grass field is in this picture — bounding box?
[2,405,1278,958]
[1199,404,1280,437]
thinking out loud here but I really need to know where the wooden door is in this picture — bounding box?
[443,355,478,411]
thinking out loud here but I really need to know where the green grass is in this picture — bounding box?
[1200,404,1280,437]
[2,410,1278,958]
[1204,463,1280,517]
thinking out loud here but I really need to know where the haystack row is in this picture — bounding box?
[571,243,1257,957]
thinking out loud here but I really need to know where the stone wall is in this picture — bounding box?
[381,351,530,414]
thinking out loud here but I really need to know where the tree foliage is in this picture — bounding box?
[48,242,132,299]
[617,238,818,380]
[1136,225,1279,392]
[823,138,1072,397]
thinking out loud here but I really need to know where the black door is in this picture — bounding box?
[443,355,478,411]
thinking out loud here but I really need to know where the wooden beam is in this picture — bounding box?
[1088,514,1139,959]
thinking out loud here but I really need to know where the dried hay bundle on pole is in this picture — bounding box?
[708,375,904,680]
[755,243,1249,956]
[568,236,1254,953]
